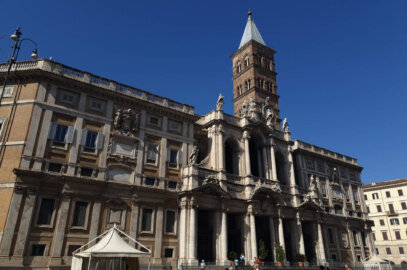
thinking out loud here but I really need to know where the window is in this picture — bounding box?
[382,231,388,240]
[399,247,404,254]
[398,189,403,196]
[364,194,368,201]
[164,248,174,258]
[403,217,407,224]
[357,255,361,262]
[90,98,104,112]
[386,247,391,255]
[168,120,181,133]
[331,254,337,261]
[236,62,241,73]
[148,116,160,126]
[80,167,93,177]
[380,219,385,226]
[353,231,359,246]
[372,233,376,241]
[141,208,153,232]
[60,90,77,104]
[168,181,177,189]
[146,144,159,164]
[317,162,325,172]
[1,86,14,97]
[31,244,46,256]
[305,159,314,170]
[167,148,181,168]
[246,80,251,90]
[264,59,270,69]
[238,85,242,95]
[367,207,370,214]
[345,189,350,201]
[376,205,382,212]
[349,171,356,180]
[67,245,81,256]
[386,191,391,198]
[388,203,395,213]
[320,183,327,197]
[353,190,359,203]
[37,198,55,225]
[327,228,335,244]
[258,78,263,89]
[401,202,407,210]
[165,210,176,233]
[390,218,399,225]
[340,169,347,178]
[48,123,74,145]
[48,163,62,173]
[81,130,104,152]
[145,177,155,186]
[245,56,249,67]
[395,231,401,240]
[375,248,379,255]
[372,193,379,199]
[72,201,88,227]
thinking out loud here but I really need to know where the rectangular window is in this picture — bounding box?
[72,201,88,227]
[305,159,314,170]
[31,244,46,256]
[353,231,358,246]
[386,191,391,198]
[372,233,376,241]
[317,162,325,173]
[340,169,347,178]
[353,190,359,203]
[54,125,68,142]
[361,232,366,246]
[367,207,370,214]
[168,120,181,133]
[382,232,388,241]
[395,231,401,240]
[398,189,404,196]
[37,198,55,225]
[327,228,335,244]
[90,98,104,112]
[389,203,395,214]
[377,205,382,212]
[372,193,379,199]
[386,247,391,255]
[380,219,385,226]
[165,210,176,233]
[168,181,177,190]
[390,218,399,225]
[1,86,14,97]
[146,143,159,164]
[349,171,356,180]
[80,167,93,177]
[141,209,153,231]
[167,148,180,168]
[403,217,407,224]
[376,248,379,255]
[401,202,407,210]
[48,163,62,173]
[345,189,350,201]
[85,131,98,148]
[148,116,160,126]
[49,123,74,146]
[164,248,174,258]
[145,177,155,186]
[68,245,81,256]
[60,90,77,104]
[364,194,368,201]
[399,247,404,254]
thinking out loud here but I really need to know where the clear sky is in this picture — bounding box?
[1,1,406,184]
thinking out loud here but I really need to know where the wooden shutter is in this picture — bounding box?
[48,123,57,139]
[65,126,75,144]
[80,129,88,146]
[96,132,104,149]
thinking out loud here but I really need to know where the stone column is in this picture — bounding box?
[270,140,277,181]
[334,227,342,261]
[210,127,217,170]
[188,204,197,264]
[218,125,225,171]
[358,232,366,259]
[296,214,305,256]
[243,130,251,176]
[244,212,252,262]
[32,110,53,170]
[0,187,24,255]
[88,201,102,247]
[367,231,375,255]
[67,117,84,175]
[249,206,257,262]
[349,185,356,211]
[13,189,37,256]
[129,202,139,248]
[269,217,276,261]
[317,221,326,265]
[159,138,167,178]
[278,216,286,261]
[347,226,356,263]
[154,206,164,261]
[326,178,333,208]
[50,195,71,263]
[262,147,270,179]
[287,150,296,187]
[179,200,187,261]
[135,110,146,185]
[220,209,228,264]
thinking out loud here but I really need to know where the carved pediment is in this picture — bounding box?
[251,186,285,205]
[113,107,140,137]
[193,176,231,198]
[298,199,323,211]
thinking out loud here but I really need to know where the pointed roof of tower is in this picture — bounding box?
[239,11,266,49]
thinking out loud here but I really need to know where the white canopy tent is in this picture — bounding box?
[71,224,151,270]
[363,254,393,270]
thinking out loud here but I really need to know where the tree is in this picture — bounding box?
[258,239,269,261]
[275,242,285,263]
[228,251,238,261]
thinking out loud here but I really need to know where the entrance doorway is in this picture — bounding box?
[255,216,273,262]
[227,214,243,259]
[302,222,317,263]
[197,210,215,262]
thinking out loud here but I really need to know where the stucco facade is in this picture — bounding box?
[0,13,373,269]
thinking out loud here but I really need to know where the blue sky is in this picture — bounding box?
[1,1,406,184]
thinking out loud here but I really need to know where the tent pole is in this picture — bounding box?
[148,257,151,270]
[88,254,92,270]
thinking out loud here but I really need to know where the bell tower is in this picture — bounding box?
[231,11,281,130]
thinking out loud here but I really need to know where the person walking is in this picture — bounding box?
[200,260,206,270]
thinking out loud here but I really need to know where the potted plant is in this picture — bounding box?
[228,251,238,265]
[275,242,285,267]
[295,253,306,267]
[258,239,269,265]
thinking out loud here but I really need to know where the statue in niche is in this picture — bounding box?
[240,99,249,118]
[304,175,321,206]
[112,107,140,136]
[188,145,199,165]
[216,93,224,111]
[282,118,290,133]
[328,167,339,183]
[262,97,275,128]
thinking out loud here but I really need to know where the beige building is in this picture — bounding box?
[363,179,407,265]
[0,13,373,269]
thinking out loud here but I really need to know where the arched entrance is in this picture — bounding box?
[225,138,240,175]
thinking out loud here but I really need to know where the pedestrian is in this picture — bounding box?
[239,253,245,265]
[345,265,352,270]
[200,260,205,270]
[254,257,259,265]
[234,258,239,269]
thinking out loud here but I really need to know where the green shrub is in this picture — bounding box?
[275,242,285,262]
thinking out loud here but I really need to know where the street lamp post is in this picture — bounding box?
[0,27,38,104]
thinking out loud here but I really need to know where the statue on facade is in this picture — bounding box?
[328,167,339,183]
[282,118,290,133]
[188,145,199,165]
[304,175,321,206]
[262,97,275,128]
[216,93,224,111]
[112,107,140,136]
[240,99,249,118]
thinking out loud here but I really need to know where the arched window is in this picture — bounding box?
[225,138,240,175]
[237,61,242,73]
[245,56,249,67]
[246,80,251,90]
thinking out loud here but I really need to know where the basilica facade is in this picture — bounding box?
[0,13,373,269]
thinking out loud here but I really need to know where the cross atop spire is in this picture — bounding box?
[238,11,266,49]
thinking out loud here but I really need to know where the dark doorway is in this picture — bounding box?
[197,210,215,262]
[227,214,243,258]
[249,133,264,177]
[255,216,273,262]
[283,219,293,262]
[225,139,239,175]
[302,222,316,263]
[275,151,286,185]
